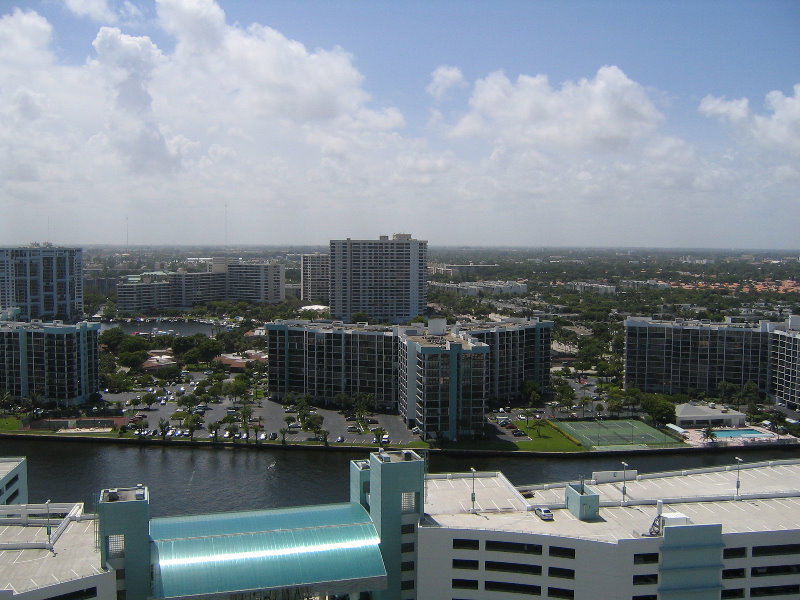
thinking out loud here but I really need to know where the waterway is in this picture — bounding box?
[2,438,797,517]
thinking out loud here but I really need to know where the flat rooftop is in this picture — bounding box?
[0,457,24,479]
[423,459,800,544]
[0,504,103,594]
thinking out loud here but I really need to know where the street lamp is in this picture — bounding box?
[735,456,743,498]
[621,462,628,503]
[470,467,476,512]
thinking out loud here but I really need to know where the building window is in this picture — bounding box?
[400,580,415,591]
[453,538,479,550]
[752,544,800,557]
[485,561,542,576]
[401,523,416,535]
[723,547,747,559]
[107,534,125,559]
[633,552,659,564]
[115,569,126,580]
[549,546,576,559]
[401,561,415,572]
[632,574,658,585]
[750,584,800,597]
[751,564,800,577]
[721,590,745,599]
[451,579,479,590]
[722,568,745,579]
[452,559,479,570]
[548,566,575,579]
[401,542,415,553]
[548,588,574,600]
[486,540,542,555]
[46,588,98,600]
[485,581,541,595]
[401,492,417,513]
[632,596,657,600]
[5,474,19,489]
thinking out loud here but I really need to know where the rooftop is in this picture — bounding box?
[423,459,800,544]
[0,503,103,595]
[0,457,24,479]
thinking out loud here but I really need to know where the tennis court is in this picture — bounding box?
[552,418,682,449]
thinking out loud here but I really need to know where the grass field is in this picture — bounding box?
[551,418,683,449]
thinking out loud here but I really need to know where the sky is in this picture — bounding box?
[1,0,799,249]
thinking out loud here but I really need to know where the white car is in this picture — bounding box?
[535,507,554,521]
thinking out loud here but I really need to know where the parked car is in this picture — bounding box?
[268,432,278,441]
[336,436,344,443]
[535,507,554,521]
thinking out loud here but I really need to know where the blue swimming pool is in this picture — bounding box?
[714,428,774,438]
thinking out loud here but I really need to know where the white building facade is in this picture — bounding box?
[329,234,427,323]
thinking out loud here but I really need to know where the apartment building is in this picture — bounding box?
[300,252,330,303]
[0,320,100,406]
[4,452,800,600]
[0,245,83,323]
[116,259,284,313]
[770,315,800,410]
[265,317,552,440]
[624,317,774,395]
[266,320,399,411]
[624,316,800,409]
[397,323,489,441]
[330,234,427,323]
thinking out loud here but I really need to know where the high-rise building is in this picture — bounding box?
[771,315,800,411]
[265,317,552,441]
[624,316,800,407]
[115,259,284,313]
[0,320,100,406]
[329,234,427,323]
[300,252,330,303]
[0,245,83,323]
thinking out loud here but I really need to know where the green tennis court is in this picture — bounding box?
[551,418,682,449]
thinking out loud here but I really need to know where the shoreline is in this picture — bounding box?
[2,430,798,459]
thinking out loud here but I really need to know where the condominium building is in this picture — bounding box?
[0,245,83,323]
[459,319,553,403]
[266,320,399,411]
[330,234,427,323]
[4,452,800,600]
[300,252,330,303]
[397,322,489,441]
[0,320,100,406]
[428,280,528,297]
[770,315,800,410]
[116,259,284,313]
[624,317,774,395]
[265,317,552,440]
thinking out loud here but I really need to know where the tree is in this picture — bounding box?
[717,381,739,406]
[520,408,536,426]
[240,405,253,442]
[279,427,288,444]
[702,425,717,443]
[197,338,224,365]
[183,414,202,439]
[142,393,157,410]
[99,327,126,353]
[158,417,170,439]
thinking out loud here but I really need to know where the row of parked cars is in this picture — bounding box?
[497,416,528,438]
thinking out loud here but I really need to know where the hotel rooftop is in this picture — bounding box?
[423,458,800,544]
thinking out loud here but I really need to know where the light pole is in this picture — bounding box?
[735,456,743,498]
[470,467,476,512]
[621,462,628,503]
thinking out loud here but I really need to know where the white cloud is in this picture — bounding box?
[450,66,662,151]
[701,85,800,154]
[0,1,797,248]
[64,0,117,23]
[426,65,465,100]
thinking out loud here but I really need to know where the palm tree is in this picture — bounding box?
[279,427,288,445]
[0,390,13,415]
[702,425,717,444]
[158,417,170,439]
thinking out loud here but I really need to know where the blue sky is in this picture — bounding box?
[2,0,799,248]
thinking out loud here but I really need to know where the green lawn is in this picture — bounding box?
[0,417,21,431]
[513,420,586,452]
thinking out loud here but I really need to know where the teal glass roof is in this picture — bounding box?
[150,502,386,599]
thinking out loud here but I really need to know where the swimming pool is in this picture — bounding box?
[714,428,774,438]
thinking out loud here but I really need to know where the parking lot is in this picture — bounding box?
[102,372,418,446]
